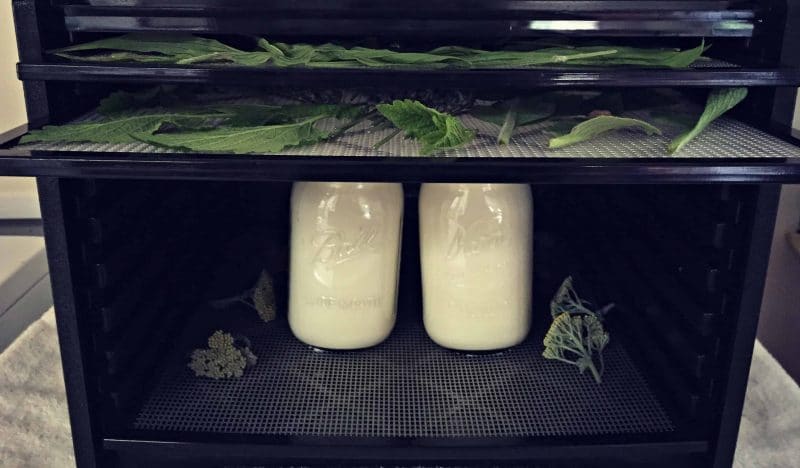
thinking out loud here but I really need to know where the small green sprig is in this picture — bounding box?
[543,277,613,383]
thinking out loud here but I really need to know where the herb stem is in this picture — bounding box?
[329,109,377,140]
[553,49,618,63]
[588,362,602,384]
[497,98,519,145]
[209,291,251,309]
[373,128,402,150]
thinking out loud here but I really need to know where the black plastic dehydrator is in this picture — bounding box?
[2,1,800,467]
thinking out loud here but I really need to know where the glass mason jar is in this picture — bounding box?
[289,182,404,349]
[419,183,533,351]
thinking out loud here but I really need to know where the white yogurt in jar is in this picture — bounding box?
[419,183,533,351]
[289,182,403,349]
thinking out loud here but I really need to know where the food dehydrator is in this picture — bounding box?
[2,1,800,467]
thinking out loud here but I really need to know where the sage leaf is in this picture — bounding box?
[376,100,474,155]
[667,87,748,154]
[20,112,225,144]
[134,116,329,154]
[548,115,661,149]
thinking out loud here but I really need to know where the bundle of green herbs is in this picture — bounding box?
[22,87,365,154]
[20,86,748,156]
[473,87,748,153]
[52,34,707,70]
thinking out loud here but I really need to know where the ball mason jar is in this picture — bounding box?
[419,183,533,351]
[289,182,404,349]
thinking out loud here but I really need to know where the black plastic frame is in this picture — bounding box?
[54,0,743,16]
[54,0,754,37]
[37,177,104,468]
[707,184,781,468]
[32,178,781,468]
[2,154,800,184]
[103,438,708,465]
[4,0,800,467]
[17,62,800,89]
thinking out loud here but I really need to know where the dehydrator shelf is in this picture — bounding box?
[18,62,800,88]
[15,104,800,160]
[54,1,755,37]
[104,312,707,462]
[2,107,800,182]
[54,0,744,14]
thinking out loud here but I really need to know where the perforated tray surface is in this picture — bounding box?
[21,113,800,159]
[133,315,673,438]
[18,95,800,159]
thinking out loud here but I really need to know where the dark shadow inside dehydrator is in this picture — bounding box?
[68,179,751,448]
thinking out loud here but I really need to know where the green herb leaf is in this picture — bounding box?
[133,116,329,154]
[667,87,747,154]
[54,34,706,69]
[53,34,269,66]
[212,104,359,126]
[497,98,520,146]
[376,100,474,155]
[20,112,224,144]
[548,115,661,149]
[571,40,706,68]
[474,98,556,144]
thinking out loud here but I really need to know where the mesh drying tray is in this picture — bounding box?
[18,101,800,159]
[133,314,673,438]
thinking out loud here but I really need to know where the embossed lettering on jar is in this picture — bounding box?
[289,182,403,349]
[419,183,533,351]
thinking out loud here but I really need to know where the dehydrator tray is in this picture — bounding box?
[16,111,800,159]
[19,58,800,89]
[131,312,673,439]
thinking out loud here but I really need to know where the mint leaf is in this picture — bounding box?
[20,112,224,144]
[134,116,329,154]
[376,100,474,155]
[667,87,747,154]
[548,115,661,149]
